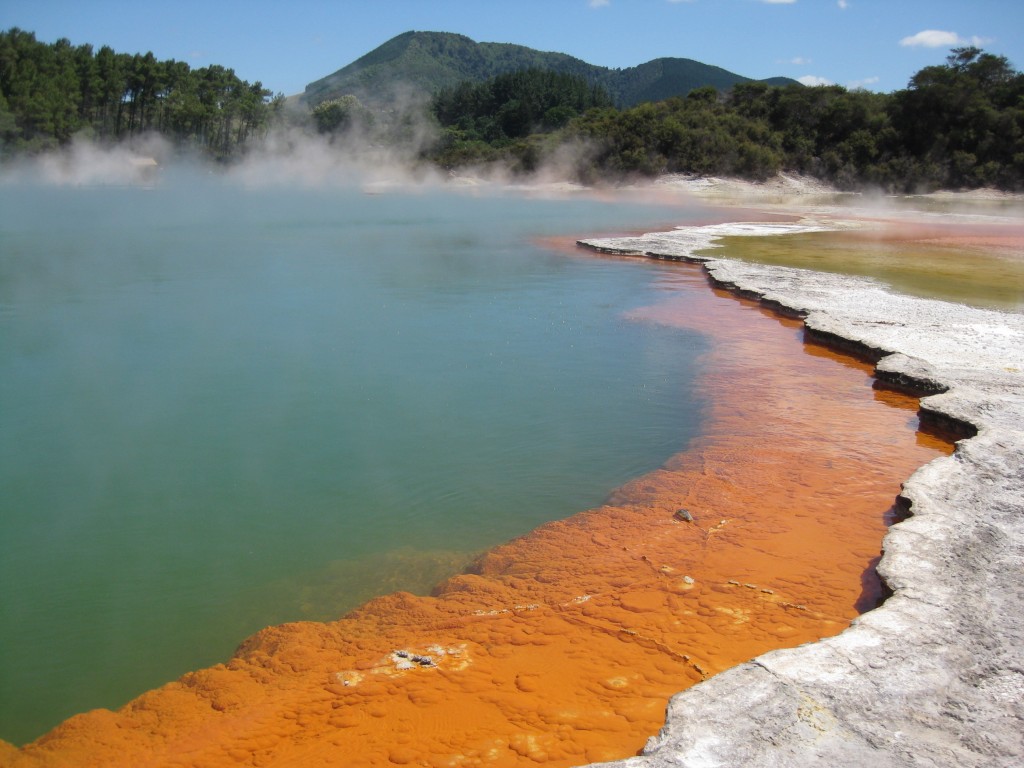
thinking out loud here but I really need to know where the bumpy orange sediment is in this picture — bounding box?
[4,262,952,768]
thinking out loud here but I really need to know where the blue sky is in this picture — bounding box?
[3,1,1022,97]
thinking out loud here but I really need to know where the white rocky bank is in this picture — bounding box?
[578,221,1024,767]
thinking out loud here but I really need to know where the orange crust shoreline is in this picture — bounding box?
[2,256,954,768]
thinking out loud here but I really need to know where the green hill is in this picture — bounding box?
[303,31,799,108]
[610,58,778,105]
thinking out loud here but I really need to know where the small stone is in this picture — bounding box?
[674,508,694,523]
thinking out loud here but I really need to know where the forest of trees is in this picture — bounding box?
[433,69,613,140]
[427,47,1024,192]
[428,69,613,168]
[0,28,284,158]
[2,26,1022,192]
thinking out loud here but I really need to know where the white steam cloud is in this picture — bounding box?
[0,134,176,187]
[0,115,609,199]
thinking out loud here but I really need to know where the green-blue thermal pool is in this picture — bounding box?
[0,174,716,744]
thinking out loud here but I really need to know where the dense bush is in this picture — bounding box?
[0,28,283,158]
[426,47,1024,191]
[428,69,613,167]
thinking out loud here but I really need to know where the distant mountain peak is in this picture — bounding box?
[303,31,798,108]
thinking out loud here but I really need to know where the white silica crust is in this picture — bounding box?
[579,221,1024,768]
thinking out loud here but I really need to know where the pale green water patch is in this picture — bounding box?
[705,229,1024,311]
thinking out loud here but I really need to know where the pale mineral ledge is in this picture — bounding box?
[577,221,1024,768]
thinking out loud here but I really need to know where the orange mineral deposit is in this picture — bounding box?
[2,258,953,768]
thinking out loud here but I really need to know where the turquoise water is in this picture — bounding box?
[0,174,715,744]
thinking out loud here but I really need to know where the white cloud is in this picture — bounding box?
[759,0,797,4]
[899,29,991,48]
[838,0,848,9]
[790,56,811,65]
[899,30,959,48]
[798,75,833,86]
[588,0,610,7]
[847,76,880,89]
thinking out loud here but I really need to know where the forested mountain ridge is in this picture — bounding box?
[302,30,798,108]
[302,31,597,106]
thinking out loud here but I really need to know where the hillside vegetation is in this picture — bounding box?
[303,30,796,109]
[2,27,1021,193]
[424,47,1024,192]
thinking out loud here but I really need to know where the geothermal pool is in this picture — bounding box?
[0,174,723,744]
[1,171,969,766]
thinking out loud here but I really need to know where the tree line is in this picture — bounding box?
[426,47,1024,192]
[0,28,284,158]
[3,27,1022,192]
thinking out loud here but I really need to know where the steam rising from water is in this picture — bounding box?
[0,117,608,195]
[0,134,173,186]
[0,132,412,189]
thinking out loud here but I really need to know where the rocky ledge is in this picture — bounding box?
[578,223,1024,767]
